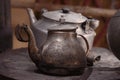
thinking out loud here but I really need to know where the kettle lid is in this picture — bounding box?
[42,8,87,23]
[48,24,78,31]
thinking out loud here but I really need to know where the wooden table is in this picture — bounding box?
[0,47,120,80]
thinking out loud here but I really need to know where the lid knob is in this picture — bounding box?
[62,8,70,13]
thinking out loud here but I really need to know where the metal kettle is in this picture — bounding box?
[26,8,99,52]
[15,8,100,75]
[15,23,90,75]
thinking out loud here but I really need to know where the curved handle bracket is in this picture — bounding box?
[78,34,89,56]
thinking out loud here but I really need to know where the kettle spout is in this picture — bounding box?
[87,52,101,66]
[22,24,41,63]
[27,8,37,25]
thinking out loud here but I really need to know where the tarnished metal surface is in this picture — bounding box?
[15,8,100,75]
[107,10,120,60]
[15,24,91,75]
[42,8,87,23]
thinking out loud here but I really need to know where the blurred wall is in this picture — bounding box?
[11,0,36,49]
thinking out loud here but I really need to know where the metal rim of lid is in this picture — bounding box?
[48,24,78,31]
[42,9,87,23]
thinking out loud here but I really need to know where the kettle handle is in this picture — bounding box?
[15,24,29,42]
[78,34,89,56]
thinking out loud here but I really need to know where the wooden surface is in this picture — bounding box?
[11,8,29,49]
[11,1,35,49]
[0,47,120,80]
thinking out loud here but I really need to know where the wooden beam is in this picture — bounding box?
[35,4,117,18]
[11,0,117,18]
[11,0,35,8]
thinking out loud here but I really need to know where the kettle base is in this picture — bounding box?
[36,65,85,76]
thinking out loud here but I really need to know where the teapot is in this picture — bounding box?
[16,23,89,75]
[15,24,100,75]
[15,8,100,75]
[26,8,99,52]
